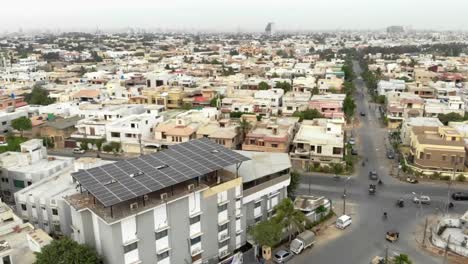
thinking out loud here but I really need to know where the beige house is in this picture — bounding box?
[196,120,242,149]
[409,126,466,172]
[242,117,299,153]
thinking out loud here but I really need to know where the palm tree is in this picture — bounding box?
[95,139,106,158]
[394,254,412,264]
[273,198,307,242]
[239,118,252,140]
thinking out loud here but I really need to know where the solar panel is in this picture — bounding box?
[71,138,250,207]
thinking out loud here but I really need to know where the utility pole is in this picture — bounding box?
[138,133,143,156]
[343,177,350,215]
[385,247,388,264]
[442,234,451,264]
[422,217,428,247]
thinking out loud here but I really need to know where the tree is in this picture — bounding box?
[249,219,282,247]
[11,117,32,137]
[393,254,413,264]
[25,84,54,105]
[34,237,101,264]
[239,118,252,139]
[343,95,356,121]
[311,86,320,95]
[275,81,292,92]
[287,170,301,197]
[258,81,270,90]
[182,103,193,110]
[271,72,280,78]
[437,112,466,125]
[273,198,307,242]
[95,139,106,158]
[292,109,323,122]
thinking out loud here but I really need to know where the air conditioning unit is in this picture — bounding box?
[219,233,229,241]
[143,195,149,201]
[130,202,138,210]
[160,193,168,200]
[188,184,195,191]
[191,247,202,256]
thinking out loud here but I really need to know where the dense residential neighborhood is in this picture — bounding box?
[1,9,468,264]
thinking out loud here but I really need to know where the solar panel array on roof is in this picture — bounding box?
[72,138,249,207]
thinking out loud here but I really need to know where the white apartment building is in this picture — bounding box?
[106,114,164,153]
[0,139,74,202]
[14,157,113,236]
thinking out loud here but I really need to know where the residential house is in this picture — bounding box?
[424,96,465,117]
[282,91,311,116]
[377,79,406,96]
[400,117,443,145]
[290,118,344,169]
[385,92,425,129]
[196,120,242,149]
[409,126,466,172]
[309,94,346,119]
[242,117,299,153]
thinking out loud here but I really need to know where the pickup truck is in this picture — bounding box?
[290,230,316,254]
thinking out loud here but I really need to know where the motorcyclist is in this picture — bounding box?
[383,212,388,219]
[378,179,383,185]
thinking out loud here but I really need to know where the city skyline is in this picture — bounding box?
[2,0,468,32]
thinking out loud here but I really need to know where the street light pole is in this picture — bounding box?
[343,177,351,215]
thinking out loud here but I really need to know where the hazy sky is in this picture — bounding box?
[2,0,468,32]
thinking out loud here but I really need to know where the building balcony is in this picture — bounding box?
[70,132,105,140]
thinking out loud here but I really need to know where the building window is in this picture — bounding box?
[155,229,168,240]
[218,204,228,213]
[255,216,262,223]
[442,155,446,161]
[271,143,278,148]
[157,251,169,260]
[317,146,322,154]
[111,132,120,138]
[123,242,138,253]
[451,156,456,163]
[254,201,261,209]
[218,223,228,232]
[219,239,229,248]
[190,215,201,225]
[333,147,342,155]
[2,255,11,264]
[21,204,26,211]
[13,180,25,189]
[190,236,201,245]
[459,157,464,163]
[425,154,431,160]
[52,209,58,216]
[419,152,424,159]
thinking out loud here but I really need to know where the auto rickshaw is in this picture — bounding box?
[396,199,404,208]
[386,231,399,242]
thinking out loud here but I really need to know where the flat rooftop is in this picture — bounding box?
[71,138,249,207]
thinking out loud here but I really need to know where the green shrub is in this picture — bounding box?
[456,174,466,182]
[440,176,451,181]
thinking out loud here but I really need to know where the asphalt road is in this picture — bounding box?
[286,61,468,264]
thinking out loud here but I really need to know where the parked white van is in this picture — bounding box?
[336,215,352,229]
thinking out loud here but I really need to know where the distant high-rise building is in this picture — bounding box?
[386,26,405,34]
[265,22,274,35]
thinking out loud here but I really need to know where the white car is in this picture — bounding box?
[73,148,85,154]
[413,195,431,204]
[348,137,356,145]
[336,214,352,229]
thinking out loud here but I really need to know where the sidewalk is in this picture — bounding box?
[414,214,467,264]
